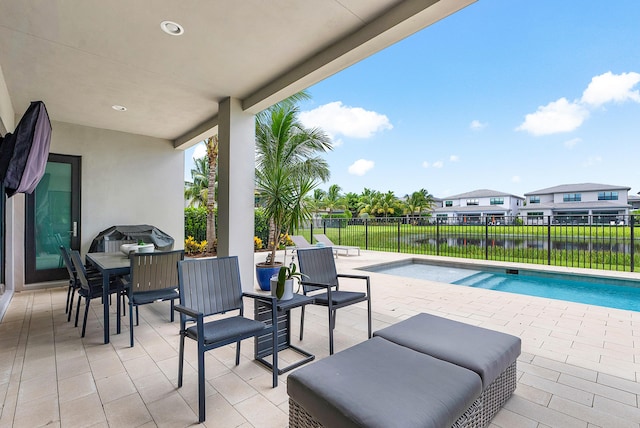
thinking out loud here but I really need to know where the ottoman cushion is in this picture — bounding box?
[374,313,521,388]
[287,336,482,428]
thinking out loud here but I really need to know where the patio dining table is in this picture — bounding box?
[85,252,131,344]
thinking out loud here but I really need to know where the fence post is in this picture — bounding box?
[485,216,489,260]
[365,219,369,250]
[310,221,314,243]
[631,215,635,272]
[436,219,440,256]
[547,215,552,266]
[397,219,401,253]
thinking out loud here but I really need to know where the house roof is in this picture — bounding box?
[442,188,524,200]
[0,0,475,148]
[524,183,631,196]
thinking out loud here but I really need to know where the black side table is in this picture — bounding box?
[254,293,315,374]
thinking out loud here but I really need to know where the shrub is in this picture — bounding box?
[254,236,263,250]
[184,236,207,255]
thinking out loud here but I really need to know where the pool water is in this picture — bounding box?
[364,262,640,312]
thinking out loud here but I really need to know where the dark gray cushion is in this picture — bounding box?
[287,336,482,428]
[374,313,521,388]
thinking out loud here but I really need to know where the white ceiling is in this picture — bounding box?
[0,0,475,147]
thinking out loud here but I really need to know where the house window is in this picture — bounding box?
[466,199,479,206]
[529,196,540,204]
[527,212,544,218]
[598,191,618,201]
[563,193,581,202]
[490,197,504,205]
[445,200,453,207]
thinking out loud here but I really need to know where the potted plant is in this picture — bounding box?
[254,101,331,291]
[270,263,307,300]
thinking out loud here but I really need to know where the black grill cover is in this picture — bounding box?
[0,101,52,197]
[89,225,175,252]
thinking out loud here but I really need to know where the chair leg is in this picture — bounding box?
[81,298,90,337]
[116,291,121,335]
[67,288,76,322]
[178,331,185,388]
[136,306,139,326]
[299,306,305,340]
[129,299,134,347]
[65,284,72,314]
[170,300,175,322]
[328,309,334,355]
[74,296,82,327]
[198,342,206,423]
[235,341,241,366]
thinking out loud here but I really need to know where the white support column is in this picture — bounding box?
[217,97,256,291]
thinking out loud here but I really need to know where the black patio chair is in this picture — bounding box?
[122,250,184,347]
[70,250,127,338]
[296,246,372,355]
[59,245,102,322]
[175,256,278,423]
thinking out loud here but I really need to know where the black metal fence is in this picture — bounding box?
[296,215,640,272]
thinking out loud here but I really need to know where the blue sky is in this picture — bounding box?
[186,0,640,199]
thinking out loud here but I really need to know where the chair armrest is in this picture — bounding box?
[174,304,202,319]
[337,273,369,281]
[242,292,277,305]
[299,280,330,289]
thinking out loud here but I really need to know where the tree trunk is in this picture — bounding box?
[206,135,218,253]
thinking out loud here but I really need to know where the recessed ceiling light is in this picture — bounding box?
[161,20,184,36]
[112,105,127,112]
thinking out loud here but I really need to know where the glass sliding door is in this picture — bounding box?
[25,154,81,283]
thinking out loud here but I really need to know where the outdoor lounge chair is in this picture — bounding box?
[313,233,360,256]
[286,235,336,261]
[122,250,184,347]
[296,246,371,355]
[175,256,279,423]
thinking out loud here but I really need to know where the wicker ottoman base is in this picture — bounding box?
[289,396,483,428]
[288,361,517,428]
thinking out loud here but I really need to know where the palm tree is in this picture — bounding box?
[255,102,332,265]
[323,184,346,218]
[375,191,399,218]
[184,156,209,207]
[405,188,435,216]
[205,135,218,252]
[357,188,380,217]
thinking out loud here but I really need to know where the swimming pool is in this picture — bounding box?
[362,260,640,312]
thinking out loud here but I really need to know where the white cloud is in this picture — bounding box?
[449,155,460,162]
[432,161,444,168]
[581,71,640,107]
[299,101,392,139]
[470,120,487,130]
[422,161,430,168]
[564,137,581,149]
[582,155,602,167]
[348,159,374,176]
[511,176,521,183]
[192,143,206,159]
[518,71,640,137]
[516,98,589,136]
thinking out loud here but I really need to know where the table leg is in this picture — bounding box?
[103,273,110,344]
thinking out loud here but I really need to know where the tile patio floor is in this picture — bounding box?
[2,250,640,427]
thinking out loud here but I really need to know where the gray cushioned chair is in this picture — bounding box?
[123,250,184,347]
[175,256,279,423]
[296,246,371,355]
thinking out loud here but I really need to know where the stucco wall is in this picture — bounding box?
[51,121,184,255]
[0,64,14,133]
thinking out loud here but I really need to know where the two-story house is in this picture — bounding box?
[432,189,525,224]
[519,183,631,224]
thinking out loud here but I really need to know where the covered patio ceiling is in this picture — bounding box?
[0,0,475,148]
